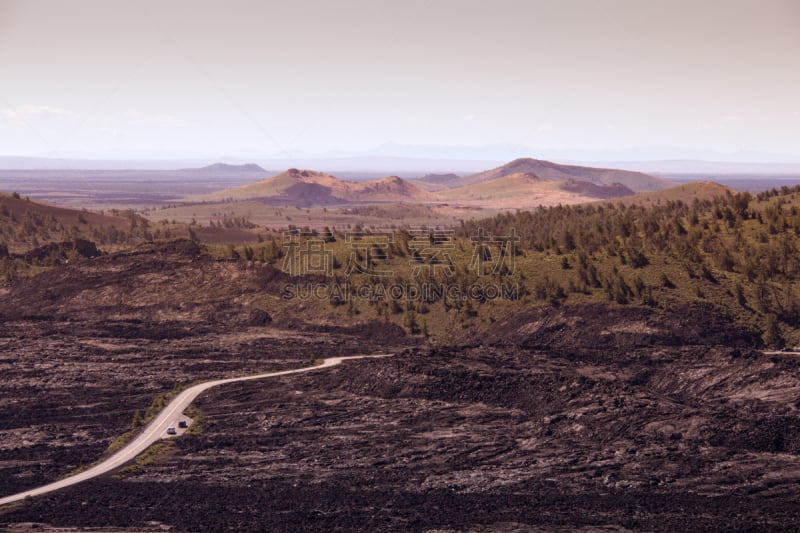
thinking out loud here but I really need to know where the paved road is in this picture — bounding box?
[0,354,393,506]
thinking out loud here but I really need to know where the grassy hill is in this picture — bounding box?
[189,183,800,348]
[0,192,144,252]
[8,181,800,348]
[615,181,733,207]
[0,191,267,280]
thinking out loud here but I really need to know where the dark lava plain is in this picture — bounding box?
[3,244,800,531]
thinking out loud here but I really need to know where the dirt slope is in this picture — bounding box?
[458,157,672,192]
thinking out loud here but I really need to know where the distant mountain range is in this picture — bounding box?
[3,149,799,176]
[191,158,670,208]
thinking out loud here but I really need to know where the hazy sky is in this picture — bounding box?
[0,0,798,160]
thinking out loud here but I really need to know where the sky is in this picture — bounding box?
[0,0,798,161]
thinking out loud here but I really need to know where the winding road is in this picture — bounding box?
[0,354,394,506]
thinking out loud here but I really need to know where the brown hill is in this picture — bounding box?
[438,172,634,208]
[191,168,432,205]
[441,172,545,199]
[352,175,431,201]
[457,158,672,192]
[188,168,341,202]
[560,179,635,199]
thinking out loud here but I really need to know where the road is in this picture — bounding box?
[0,354,394,507]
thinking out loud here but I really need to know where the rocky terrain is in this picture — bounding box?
[0,241,410,502]
[2,242,800,531]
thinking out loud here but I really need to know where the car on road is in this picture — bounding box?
[166,427,177,435]
[178,420,188,428]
